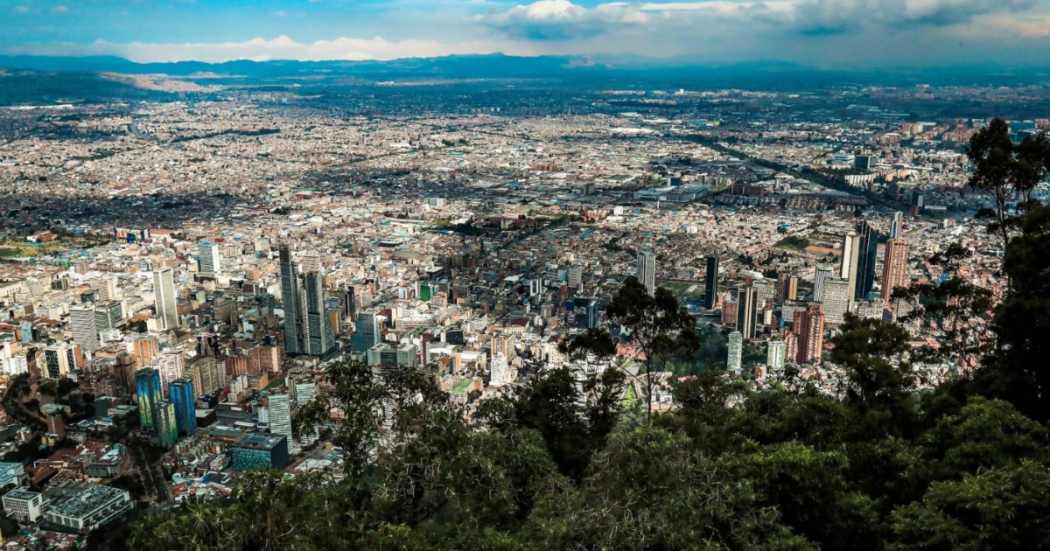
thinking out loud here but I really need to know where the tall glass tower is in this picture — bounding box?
[169,378,197,435]
[135,368,162,431]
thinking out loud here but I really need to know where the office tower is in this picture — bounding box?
[96,276,119,302]
[822,278,851,324]
[794,305,825,364]
[169,378,197,435]
[267,393,293,455]
[813,265,834,302]
[840,232,861,306]
[890,211,904,239]
[70,306,99,354]
[154,349,184,398]
[490,353,511,386]
[303,270,337,357]
[44,343,77,380]
[136,368,162,431]
[881,238,911,302]
[855,221,880,301]
[129,334,159,368]
[637,251,656,296]
[94,301,124,331]
[722,298,738,328]
[351,312,381,353]
[155,401,179,449]
[568,265,583,288]
[767,340,786,369]
[788,274,799,301]
[776,272,791,303]
[704,255,719,309]
[586,298,600,329]
[727,331,743,371]
[152,268,178,330]
[294,382,318,406]
[279,244,302,356]
[737,286,759,339]
[280,245,337,358]
[198,241,222,274]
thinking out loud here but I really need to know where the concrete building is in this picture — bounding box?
[198,241,222,274]
[3,489,46,523]
[232,433,289,471]
[767,340,786,369]
[70,306,99,354]
[637,251,656,296]
[794,305,825,364]
[153,268,179,330]
[43,483,132,532]
[727,331,743,371]
[881,238,911,302]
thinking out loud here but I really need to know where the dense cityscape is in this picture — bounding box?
[0,56,1049,549]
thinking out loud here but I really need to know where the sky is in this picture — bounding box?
[2,0,1049,66]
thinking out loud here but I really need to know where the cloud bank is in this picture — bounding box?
[3,0,1049,65]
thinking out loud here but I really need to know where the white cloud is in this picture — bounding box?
[14,5,30,13]
[474,0,649,39]
[7,35,540,63]
[51,5,69,14]
[274,10,288,17]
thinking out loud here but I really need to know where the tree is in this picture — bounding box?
[890,461,1050,551]
[599,276,699,423]
[985,202,1050,421]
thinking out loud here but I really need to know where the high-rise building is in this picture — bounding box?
[704,255,719,309]
[279,245,337,358]
[94,301,124,331]
[155,400,179,449]
[737,286,759,339]
[881,238,911,302]
[169,378,197,435]
[294,382,318,407]
[567,265,583,288]
[44,344,77,380]
[490,352,511,386]
[822,278,851,325]
[279,244,302,356]
[135,368,162,431]
[351,313,381,353]
[794,305,825,364]
[840,232,861,307]
[198,241,222,274]
[267,393,293,456]
[788,274,799,301]
[70,306,99,354]
[727,331,743,371]
[637,251,656,296]
[890,211,904,239]
[721,298,738,328]
[813,265,834,302]
[767,340,786,369]
[856,221,880,301]
[153,349,185,398]
[586,298,600,329]
[152,268,178,330]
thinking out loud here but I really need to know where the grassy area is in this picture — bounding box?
[0,241,63,259]
[662,282,706,299]
[773,236,811,251]
[622,384,637,410]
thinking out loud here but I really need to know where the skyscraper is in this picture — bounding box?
[855,221,880,301]
[840,232,861,307]
[788,274,799,301]
[586,298,600,329]
[704,255,719,309]
[637,251,656,296]
[881,238,911,302]
[152,268,178,330]
[69,306,99,354]
[767,340,786,369]
[822,278,851,325]
[198,241,222,274]
[155,401,179,449]
[169,378,197,435]
[351,313,381,353]
[890,211,904,239]
[44,343,77,380]
[279,245,337,358]
[737,286,759,339]
[794,305,825,364]
[267,393,293,456]
[153,349,184,398]
[94,301,124,331]
[135,368,162,431]
[279,244,301,356]
[813,265,834,302]
[727,331,743,371]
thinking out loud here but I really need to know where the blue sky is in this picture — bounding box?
[2,0,1049,65]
